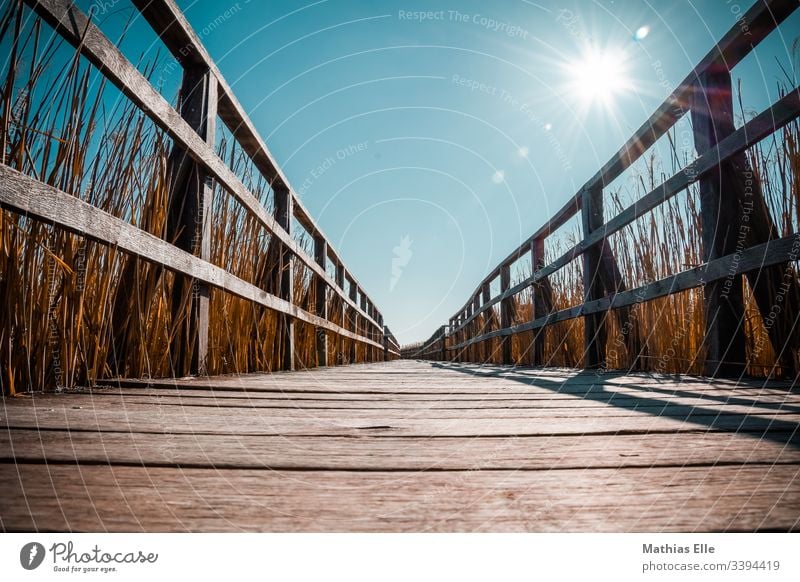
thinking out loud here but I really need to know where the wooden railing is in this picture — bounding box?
[410,0,800,377]
[0,0,400,377]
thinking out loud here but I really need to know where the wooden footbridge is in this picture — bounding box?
[1,0,800,531]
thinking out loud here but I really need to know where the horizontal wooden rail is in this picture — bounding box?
[0,165,386,350]
[25,0,384,337]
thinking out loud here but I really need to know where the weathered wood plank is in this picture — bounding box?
[5,394,797,419]
[1,464,797,532]
[13,390,800,412]
[2,430,798,470]
[3,405,797,437]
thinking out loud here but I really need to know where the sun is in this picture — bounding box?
[566,49,631,107]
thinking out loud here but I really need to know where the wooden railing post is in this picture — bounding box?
[481,283,491,362]
[448,318,455,362]
[530,237,551,366]
[163,64,217,376]
[441,324,448,361]
[471,294,479,361]
[382,320,388,362]
[691,66,747,377]
[274,184,295,371]
[581,185,607,368]
[313,235,328,367]
[500,264,513,365]
[360,293,368,361]
[347,280,357,363]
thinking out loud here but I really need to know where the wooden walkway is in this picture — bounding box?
[1,360,799,532]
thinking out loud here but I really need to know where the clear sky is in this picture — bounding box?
[84,0,800,344]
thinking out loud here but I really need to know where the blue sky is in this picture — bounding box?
[84,0,799,344]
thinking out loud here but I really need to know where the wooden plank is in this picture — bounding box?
[1,464,797,532]
[0,165,385,350]
[2,429,798,471]
[101,361,797,392]
[23,0,384,334]
[3,403,797,436]
[692,68,747,377]
[4,392,798,419]
[44,387,800,407]
[15,391,800,412]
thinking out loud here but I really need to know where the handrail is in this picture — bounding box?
[2,0,399,374]
[0,166,386,349]
[448,87,800,338]
[412,0,800,377]
[445,0,798,323]
[26,0,385,337]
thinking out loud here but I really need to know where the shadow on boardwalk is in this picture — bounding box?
[431,362,800,448]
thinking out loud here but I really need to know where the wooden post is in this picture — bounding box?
[458,313,465,363]
[360,293,368,361]
[382,320,388,362]
[530,237,552,366]
[581,185,606,368]
[481,283,491,362]
[441,324,448,361]
[472,294,480,362]
[447,318,455,362]
[313,235,328,367]
[348,279,357,363]
[691,67,747,377]
[599,244,645,370]
[274,184,295,371]
[500,264,513,365]
[164,65,216,376]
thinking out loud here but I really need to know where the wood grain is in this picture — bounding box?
[1,361,798,531]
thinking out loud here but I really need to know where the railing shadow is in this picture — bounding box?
[429,362,800,448]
